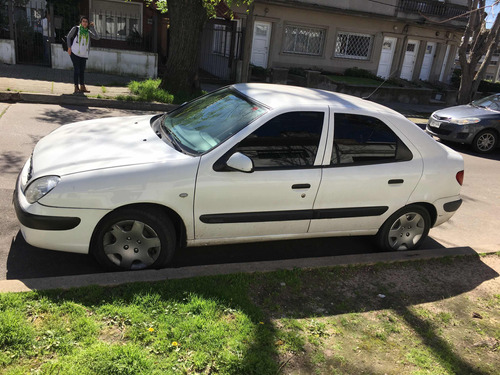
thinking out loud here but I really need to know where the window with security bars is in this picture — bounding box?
[213,24,231,57]
[91,0,142,41]
[335,32,373,60]
[283,25,325,56]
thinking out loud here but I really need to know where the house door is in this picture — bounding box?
[400,40,419,81]
[251,21,271,68]
[419,42,436,81]
[376,37,397,79]
[439,44,451,82]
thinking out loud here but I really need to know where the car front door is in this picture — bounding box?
[194,109,328,241]
[309,110,423,235]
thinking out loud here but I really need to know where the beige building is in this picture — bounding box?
[237,0,469,84]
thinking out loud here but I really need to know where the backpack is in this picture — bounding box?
[62,27,77,51]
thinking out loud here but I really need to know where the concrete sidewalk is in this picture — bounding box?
[0,63,438,122]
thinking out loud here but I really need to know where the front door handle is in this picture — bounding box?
[292,184,311,189]
[388,179,404,184]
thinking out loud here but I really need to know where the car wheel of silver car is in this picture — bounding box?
[91,207,176,271]
[472,130,498,154]
[376,205,431,251]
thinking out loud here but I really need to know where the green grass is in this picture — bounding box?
[1,254,499,374]
[116,79,205,105]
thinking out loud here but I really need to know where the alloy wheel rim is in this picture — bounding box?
[477,133,495,152]
[103,220,161,269]
[387,212,425,250]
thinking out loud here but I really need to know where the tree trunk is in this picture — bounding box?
[457,0,500,104]
[159,0,208,95]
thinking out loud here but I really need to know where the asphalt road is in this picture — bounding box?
[0,103,498,281]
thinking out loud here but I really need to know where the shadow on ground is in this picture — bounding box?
[6,230,444,280]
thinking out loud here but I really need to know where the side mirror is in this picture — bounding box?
[226,152,254,173]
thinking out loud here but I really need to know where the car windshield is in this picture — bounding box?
[162,88,268,154]
[471,94,500,111]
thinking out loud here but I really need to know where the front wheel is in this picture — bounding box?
[472,130,498,154]
[376,205,431,251]
[91,207,176,271]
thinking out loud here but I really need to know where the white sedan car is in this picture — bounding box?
[14,84,464,270]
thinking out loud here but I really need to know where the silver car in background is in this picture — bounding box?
[426,93,500,153]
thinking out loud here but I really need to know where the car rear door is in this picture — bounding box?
[194,108,329,241]
[309,109,423,235]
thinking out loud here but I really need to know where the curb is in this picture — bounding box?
[1,246,497,293]
[0,91,177,112]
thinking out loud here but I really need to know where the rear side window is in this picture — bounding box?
[331,113,412,166]
[236,111,324,169]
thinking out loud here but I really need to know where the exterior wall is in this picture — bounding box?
[250,2,461,82]
[0,40,16,64]
[52,45,158,78]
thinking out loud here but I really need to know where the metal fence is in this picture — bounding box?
[199,20,243,82]
[90,8,154,52]
[398,0,469,19]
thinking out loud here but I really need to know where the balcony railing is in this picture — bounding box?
[398,0,469,20]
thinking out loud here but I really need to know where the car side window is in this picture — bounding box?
[235,111,324,169]
[331,113,412,166]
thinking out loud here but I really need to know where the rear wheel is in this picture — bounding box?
[376,205,431,251]
[472,130,498,154]
[91,207,176,271]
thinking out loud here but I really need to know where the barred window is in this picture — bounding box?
[335,32,373,60]
[283,25,325,56]
[213,24,231,57]
[92,0,142,41]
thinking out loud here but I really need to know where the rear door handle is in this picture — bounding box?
[292,184,311,189]
[388,179,404,184]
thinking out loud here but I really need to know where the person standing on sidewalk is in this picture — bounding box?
[66,16,100,94]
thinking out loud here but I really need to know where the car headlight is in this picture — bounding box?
[450,117,480,125]
[24,176,61,204]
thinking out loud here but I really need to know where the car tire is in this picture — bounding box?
[376,205,431,251]
[91,207,176,271]
[472,129,498,154]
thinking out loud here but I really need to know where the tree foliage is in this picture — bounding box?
[457,0,500,104]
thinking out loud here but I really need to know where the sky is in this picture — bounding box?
[486,0,499,27]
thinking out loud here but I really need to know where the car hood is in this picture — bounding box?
[432,104,496,119]
[31,115,190,178]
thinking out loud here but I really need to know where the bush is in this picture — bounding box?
[288,67,307,77]
[344,67,382,81]
[128,79,174,103]
[478,79,500,93]
[450,69,500,93]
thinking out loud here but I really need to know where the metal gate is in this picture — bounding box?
[199,19,243,83]
[12,0,78,66]
[13,1,47,65]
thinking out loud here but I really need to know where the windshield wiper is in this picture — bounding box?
[161,123,185,153]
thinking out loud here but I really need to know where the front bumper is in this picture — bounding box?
[426,118,476,144]
[13,188,81,231]
[14,172,109,254]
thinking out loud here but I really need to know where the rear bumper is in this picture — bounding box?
[433,196,462,227]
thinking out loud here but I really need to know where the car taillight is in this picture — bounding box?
[456,170,464,186]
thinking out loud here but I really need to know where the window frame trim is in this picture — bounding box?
[214,107,330,172]
[282,23,328,57]
[324,111,413,168]
[333,30,374,61]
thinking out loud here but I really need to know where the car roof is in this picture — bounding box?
[232,83,401,116]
